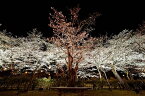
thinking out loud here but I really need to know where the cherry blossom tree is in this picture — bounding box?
[0,29,59,72]
[48,7,100,86]
[86,29,145,86]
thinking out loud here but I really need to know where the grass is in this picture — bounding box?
[0,89,145,96]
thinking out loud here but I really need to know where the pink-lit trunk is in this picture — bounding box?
[67,49,77,87]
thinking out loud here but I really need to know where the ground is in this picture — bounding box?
[0,89,145,96]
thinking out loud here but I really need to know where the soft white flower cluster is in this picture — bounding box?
[0,29,144,78]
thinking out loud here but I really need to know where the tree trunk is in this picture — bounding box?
[126,70,131,80]
[67,49,77,87]
[68,68,77,87]
[110,64,124,85]
[97,67,102,81]
[102,70,111,89]
[111,68,124,84]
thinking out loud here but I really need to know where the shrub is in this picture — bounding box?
[36,77,53,89]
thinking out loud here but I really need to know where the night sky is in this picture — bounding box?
[0,0,145,37]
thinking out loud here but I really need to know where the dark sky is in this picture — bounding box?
[0,0,145,37]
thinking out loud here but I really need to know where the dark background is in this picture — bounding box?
[0,0,145,37]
